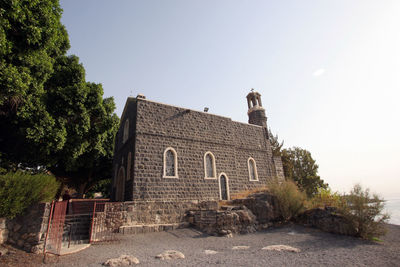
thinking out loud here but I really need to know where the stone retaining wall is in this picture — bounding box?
[187,206,258,235]
[3,203,51,253]
[96,200,213,235]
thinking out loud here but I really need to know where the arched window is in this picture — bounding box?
[204,152,216,179]
[126,152,131,180]
[163,147,178,178]
[116,166,125,201]
[113,164,118,187]
[218,173,230,200]
[123,119,129,143]
[247,157,259,181]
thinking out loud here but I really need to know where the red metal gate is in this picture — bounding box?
[44,200,68,255]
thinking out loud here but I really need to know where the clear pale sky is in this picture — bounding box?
[60,0,400,199]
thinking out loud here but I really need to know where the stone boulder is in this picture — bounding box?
[296,207,358,236]
[155,250,185,260]
[0,245,9,256]
[216,205,258,235]
[231,192,281,223]
[262,245,300,253]
[103,255,140,266]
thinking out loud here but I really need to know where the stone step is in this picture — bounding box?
[119,223,189,235]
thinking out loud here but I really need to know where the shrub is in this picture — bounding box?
[0,171,59,219]
[307,187,344,209]
[85,179,111,199]
[339,184,390,240]
[268,179,307,221]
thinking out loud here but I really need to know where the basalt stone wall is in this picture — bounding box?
[273,156,285,180]
[187,206,258,235]
[124,200,199,225]
[5,203,51,253]
[113,99,277,202]
[95,200,211,235]
[112,98,138,201]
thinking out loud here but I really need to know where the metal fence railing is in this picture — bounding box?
[44,199,113,257]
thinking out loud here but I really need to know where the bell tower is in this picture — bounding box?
[246,89,267,128]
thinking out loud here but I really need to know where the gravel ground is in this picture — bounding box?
[37,224,400,267]
[2,224,399,267]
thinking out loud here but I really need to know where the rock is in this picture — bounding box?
[23,243,32,252]
[155,250,185,260]
[296,207,358,236]
[218,229,231,235]
[0,246,8,256]
[262,245,300,253]
[31,245,42,254]
[258,224,270,231]
[103,255,140,266]
[17,239,24,247]
[204,250,218,255]
[0,218,6,228]
[232,246,250,250]
[20,233,29,240]
[231,192,280,223]
[13,224,22,232]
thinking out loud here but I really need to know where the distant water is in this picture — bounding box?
[385,198,400,225]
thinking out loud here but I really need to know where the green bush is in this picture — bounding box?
[307,187,344,209]
[268,179,307,221]
[0,171,59,219]
[85,179,111,199]
[339,184,390,240]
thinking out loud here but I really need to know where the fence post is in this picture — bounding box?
[89,201,96,243]
[43,200,55,255]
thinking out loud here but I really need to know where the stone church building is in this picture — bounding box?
[111,90,284,202]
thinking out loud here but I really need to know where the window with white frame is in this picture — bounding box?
[163,147,178,178]
[247,157,259,181]
[204,152,216,179]
[123,119,129,143]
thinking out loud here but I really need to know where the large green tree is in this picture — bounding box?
[45,56,119,196]
[44,55,119,196]
[0,1,119,196]
[0,0,69,167]
[281,147,328,197]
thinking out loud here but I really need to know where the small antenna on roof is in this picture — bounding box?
[130,90,133,96]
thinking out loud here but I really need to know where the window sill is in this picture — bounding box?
[163,175,179,179]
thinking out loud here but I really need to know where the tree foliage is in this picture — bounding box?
[281,147,328,197]
[0,0,70,166]
[0,1,119,197]
[268,128,284,156]
[45,55,119,196]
